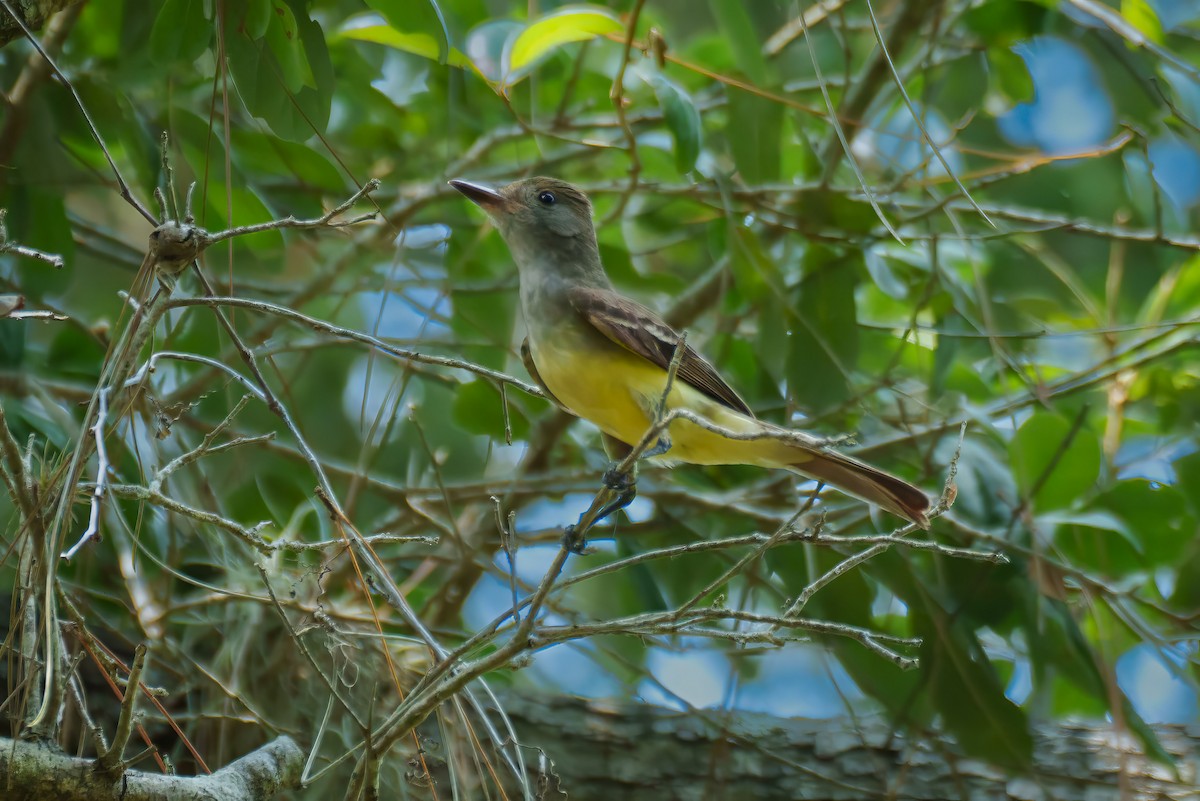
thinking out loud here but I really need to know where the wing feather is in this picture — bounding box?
[567,287,753,417]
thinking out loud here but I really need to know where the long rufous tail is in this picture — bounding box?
[788,450,930,529]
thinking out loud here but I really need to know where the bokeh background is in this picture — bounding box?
[2,0,1199,796]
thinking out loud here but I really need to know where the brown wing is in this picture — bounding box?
[567,287,753,417]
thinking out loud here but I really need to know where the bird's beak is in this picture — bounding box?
[449,179,509,215]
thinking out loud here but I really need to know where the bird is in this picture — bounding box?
[450,176,930,546]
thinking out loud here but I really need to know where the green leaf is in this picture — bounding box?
[920,615,1033,770]
[242,0,271,39]
[265,1,315,93]
[707,0,768,84]
[464,19,524,83]
[149,0,210,65]
[365,0,450,64]
[963,0,1048,48]
[863,248,910,300]
[339,24,471,68]
[1091,480,1192,566]
[508,6,623,76]
[1031,599,1176,769]
[786,248,859,410]
[1121,0,1164,44]
[1009,412,1101,511]
[646,71,702,174]
[224,8,334,141]
[451,380,529,441]
[986,46,1033,109]
[726,88,783,183]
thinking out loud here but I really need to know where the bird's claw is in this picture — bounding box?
[602,465,636,492]
[641,434,672,460]
[562,524,589,554]
[565,468,640,555]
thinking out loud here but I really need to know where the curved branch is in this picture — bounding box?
[0,735,303,801]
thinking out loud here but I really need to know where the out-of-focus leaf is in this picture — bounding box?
[265,2,316,93]
[920,615,1033,770]
[963,0,1048,47]
[707,0,768,84]
[1152,254,1200,320]
[150,0,210,65]
[942,434,1018,523]
[727,225,778,302]
[786,248,858,410]
[0,321,25,369]
[1175,450,1200,518]
[6,188,73,300]
[1161,65,1200,133]
[646,70,702,174]
[986,46,1034,110]
[1091,480,1192,566]
[229,128,345,192]
[794,189,880,234]
[366,0,450,64]
[242,0,271,39]
[339,23,471,68]
[863,248,910,300]
[1120,0,1164,44]
[508,6,622,76]
[1009,412,1101,511]
[47,323,104,378]
[452,380,530,441]
[224,7,334,141]
[464,19,523,84]
[1031,599,1175,767]
[1047,508,1145,576]
[1171,543,1200,613]
[726,88,783,184]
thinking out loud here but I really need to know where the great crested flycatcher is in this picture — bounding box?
[450,177,930,530]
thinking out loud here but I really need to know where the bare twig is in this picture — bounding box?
[0,0,156,223]
[0,209,65,268]
[60,388,110,561]
[96,642,148,776]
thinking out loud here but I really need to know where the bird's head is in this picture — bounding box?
[450,176,595,244]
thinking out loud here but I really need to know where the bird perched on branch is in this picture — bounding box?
[451,177,929,548]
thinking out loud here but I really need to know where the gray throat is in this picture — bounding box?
[507,234,611,342]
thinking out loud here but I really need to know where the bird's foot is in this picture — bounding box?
[563,468,639,555]
[562,524,590,554]
[640,434,672,460]
[602,465,636,492]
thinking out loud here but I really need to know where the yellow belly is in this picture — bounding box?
[531,336,774,466]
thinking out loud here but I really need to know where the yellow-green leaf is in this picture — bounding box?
[1121,0,1164,44]
[508,6,622,75]
[339,24,471,68]
[266,2,315,92]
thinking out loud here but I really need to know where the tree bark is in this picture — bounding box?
[482,694,1199,801]
[0,735,303,801]
[0,0,84,47]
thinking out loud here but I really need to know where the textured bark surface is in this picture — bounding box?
[478,694,1200,801]
[0,0,84,47]
[0,734,303,801]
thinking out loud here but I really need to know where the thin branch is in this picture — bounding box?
[0,209,65,268]
[0,0,156,223]
[60,388,110,561]
[96,642,149,776]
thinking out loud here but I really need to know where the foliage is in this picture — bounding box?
[1,0,1198,797]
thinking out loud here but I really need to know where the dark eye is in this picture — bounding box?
[537,191,556,206]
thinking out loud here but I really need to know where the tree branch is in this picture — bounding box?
[0,735,303,801]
